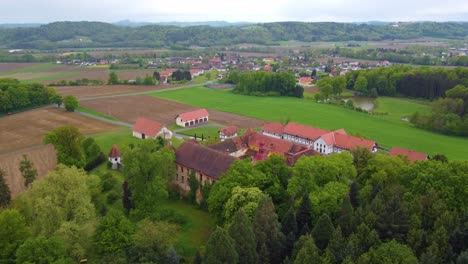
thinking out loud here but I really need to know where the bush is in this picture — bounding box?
[107,190,120,204]
[101,173,119,192]
[63,95,79,112]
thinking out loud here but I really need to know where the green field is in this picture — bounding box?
[93,129,141,154]
[21,72,78,83]
[151,86,468,160]
[177,126,221,139]
[78,106,119,121]
[0,63,63,76]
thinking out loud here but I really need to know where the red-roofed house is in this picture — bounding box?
[176,109,209,127]
[389,147,428,162]
[314,129,377,154]
[263,57,275,63]
[132,118,173,140]
[264,64,272,71]
[261,122,286,139]
[219,126,238,141]
[189,68,205,78]
[108,144,121,169]
[298,77,313,86]
[158,68,177,84]
[283,122,330,147]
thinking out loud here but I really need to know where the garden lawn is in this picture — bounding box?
[151,86,468,160]
[92,129,141,154]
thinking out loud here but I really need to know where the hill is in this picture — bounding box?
[0,21,467,50]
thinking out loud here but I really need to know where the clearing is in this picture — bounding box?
[0,107,121,154]
[151,86,468,160]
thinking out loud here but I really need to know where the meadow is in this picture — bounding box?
[151,86,468,160]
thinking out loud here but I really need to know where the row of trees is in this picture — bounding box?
[108,72,156,85]
[410,85,468,136]
[345,66,468,98]
[200,149,468,263]
[230,71,304,98]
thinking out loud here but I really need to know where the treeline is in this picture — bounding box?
[49,78,104,86]
[346,66,468,99]
[0,21,467,49]
[411,85,468,136]
[0,78,62,113]
[202,151,468,263]
[230,71,304,98]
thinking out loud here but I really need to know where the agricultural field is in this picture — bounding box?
[56,84,180,99]
[151,86,468,160]
[0,107,121,154]
[80,95,264,128]
[0,144,57,198]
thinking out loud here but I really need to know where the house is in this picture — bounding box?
[264,64,272,71]
[389,147,428,162]
[298,77,313,86]
[261,122,286,139]
[314,129,377,154]
[176,109,209,127]
[283,122,329,147]
[174,141,237,193]
[219,126,238,141]
[263,57,275,63]
[108,144,121,170]
[189,68,205,78]
[132,118,173,140]
[158,69,177,84]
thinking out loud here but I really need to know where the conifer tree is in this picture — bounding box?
[293,235,321,264]
[312,213,334,252]
[348,182,359,209]
[282,207,298,257]
[326,227,353,264]
[296,193,313,233]
[204,226,238,264]
[336,196,355,237]
[0,168,11,208]
[228,209,257,264]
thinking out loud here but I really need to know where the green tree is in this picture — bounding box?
[296,193,313,234]
[63,95,78,112]
[336,196,355,237]
[312,213,334,252]
[357,240,418,264]
[204,226,238,264]
[325,227,353,264]
[81,137,104,171]
[0,209,30,264]
[0,168,11,208]
[188,170,199,204]
[354,75,368,94]
[44,126,85,167]
[167,246,180,264]
[15,236,71,264]
[143,75,155,85]
[224,186,266,223]
[19,154,37,188]
[108,71,119,84]
[349,223,380,257]
[293,235,321,264]
[228,209,257,264]
[94,209,134,257]
[282,206,298,256]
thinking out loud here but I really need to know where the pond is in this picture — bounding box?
[349,97,375,111]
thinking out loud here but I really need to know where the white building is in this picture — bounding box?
[176,109,209,127]
[132,117,173,140]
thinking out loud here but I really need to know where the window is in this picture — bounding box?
[181,176,184,183]
[114,158,118,161]
[176,174,178,181]
[181,166,184,173]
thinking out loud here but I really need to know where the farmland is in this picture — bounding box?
[56,84,181,99]
[151,86,468,160]
[0,107,121,154]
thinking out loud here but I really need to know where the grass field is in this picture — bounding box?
[77,106,119,121]
[92,129,141,154]
[0,63,62,76]
[177,126,221,139]
[20,72,78,83]
[151,86,468,160]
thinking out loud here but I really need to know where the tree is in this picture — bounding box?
[357,240,418,264]
[282,206,298,256]
[143,75,155,85]
[336,196,355,237]
[63,95,79,112]
[82,137,105,171]
[44,126,86,167]
[167,246,180,264]
[224,186,267,223]
[204,226,238,264]
[325,227,353,264]
[228,209,257,264]
[312,213,334,252]
[19,154,37,188]
[188,170,199,204]
[0,168,11,208]
[253,197,284,264]
[296,193,313,234]
[108,71,119,84]
[94,209,134,257]
[0,209,30,264]
[349,223,381,258]
[354,75,368,94]
[15,236,71,264]
[293,235,321,264]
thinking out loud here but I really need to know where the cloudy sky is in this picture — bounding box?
[1,0,468,23]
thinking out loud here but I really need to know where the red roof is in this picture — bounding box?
[177,109,209,121]
[246,132,296,155]
[299,77,312,84]
[261,122,285,135]
[264,65,272,71]
[284,122,329,140]
[160,68,177,76]
[389,147,428,162]
[209,57,221,63]
[190,69,203,75]
[334,133,375,150]
[109,144,120,158]
[132,118,163,138]
[220,126,238,137]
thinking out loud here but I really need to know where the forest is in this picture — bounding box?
[0,21,467,49]
[230,71,304,98]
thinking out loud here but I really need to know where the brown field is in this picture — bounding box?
[0,63,42,72]
[0,107,121,154]
[56,84,181,99]
[304,87,319,94]
[0,145,57,198]
[80,95,264,128]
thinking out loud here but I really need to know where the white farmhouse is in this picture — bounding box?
[176,109,209,127]
[132,117,173,140]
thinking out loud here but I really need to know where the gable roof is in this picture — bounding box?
[299,76,312,84]
[261,122,285,135]
[177,109,209,121]
[283,122,329,140]
[109,144,120,158]
[334,133,375,150]
[175,141,237,179]
[220,126,238,137]
[389,147,428,162]
[132,118,163,138]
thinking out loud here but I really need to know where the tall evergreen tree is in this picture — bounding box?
[336,196,355,237]
[312,213,334,252]
[282,206,298,257]
[204,226,238,264]
[293,235,321,264]
[19,154,37,188]
[348,182,359,209]
[0,168,11,208]
[228,209,257,264]
[325,227,353,264]
[296,193,313,233]
[253,197,284,264]
[349,223,381,257]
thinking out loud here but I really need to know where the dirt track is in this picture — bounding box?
[80,95,265,128]
[0,107,121,154]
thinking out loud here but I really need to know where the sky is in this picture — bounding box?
[1,0,468,23]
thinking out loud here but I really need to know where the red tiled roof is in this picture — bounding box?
[334,133,375,150]
[160,68,177,76]
[132,118,163,138]
[175,141,237,179]
[220,126,238,137]
[389,147,428,162]
[177,109,209,121]
[246,132,295,155]
[209,58,221,63]
[108,144,120,158]
[283,122,329,140]
[299,77,312,84]
[261,122,285,135]
[264,65,272,71]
